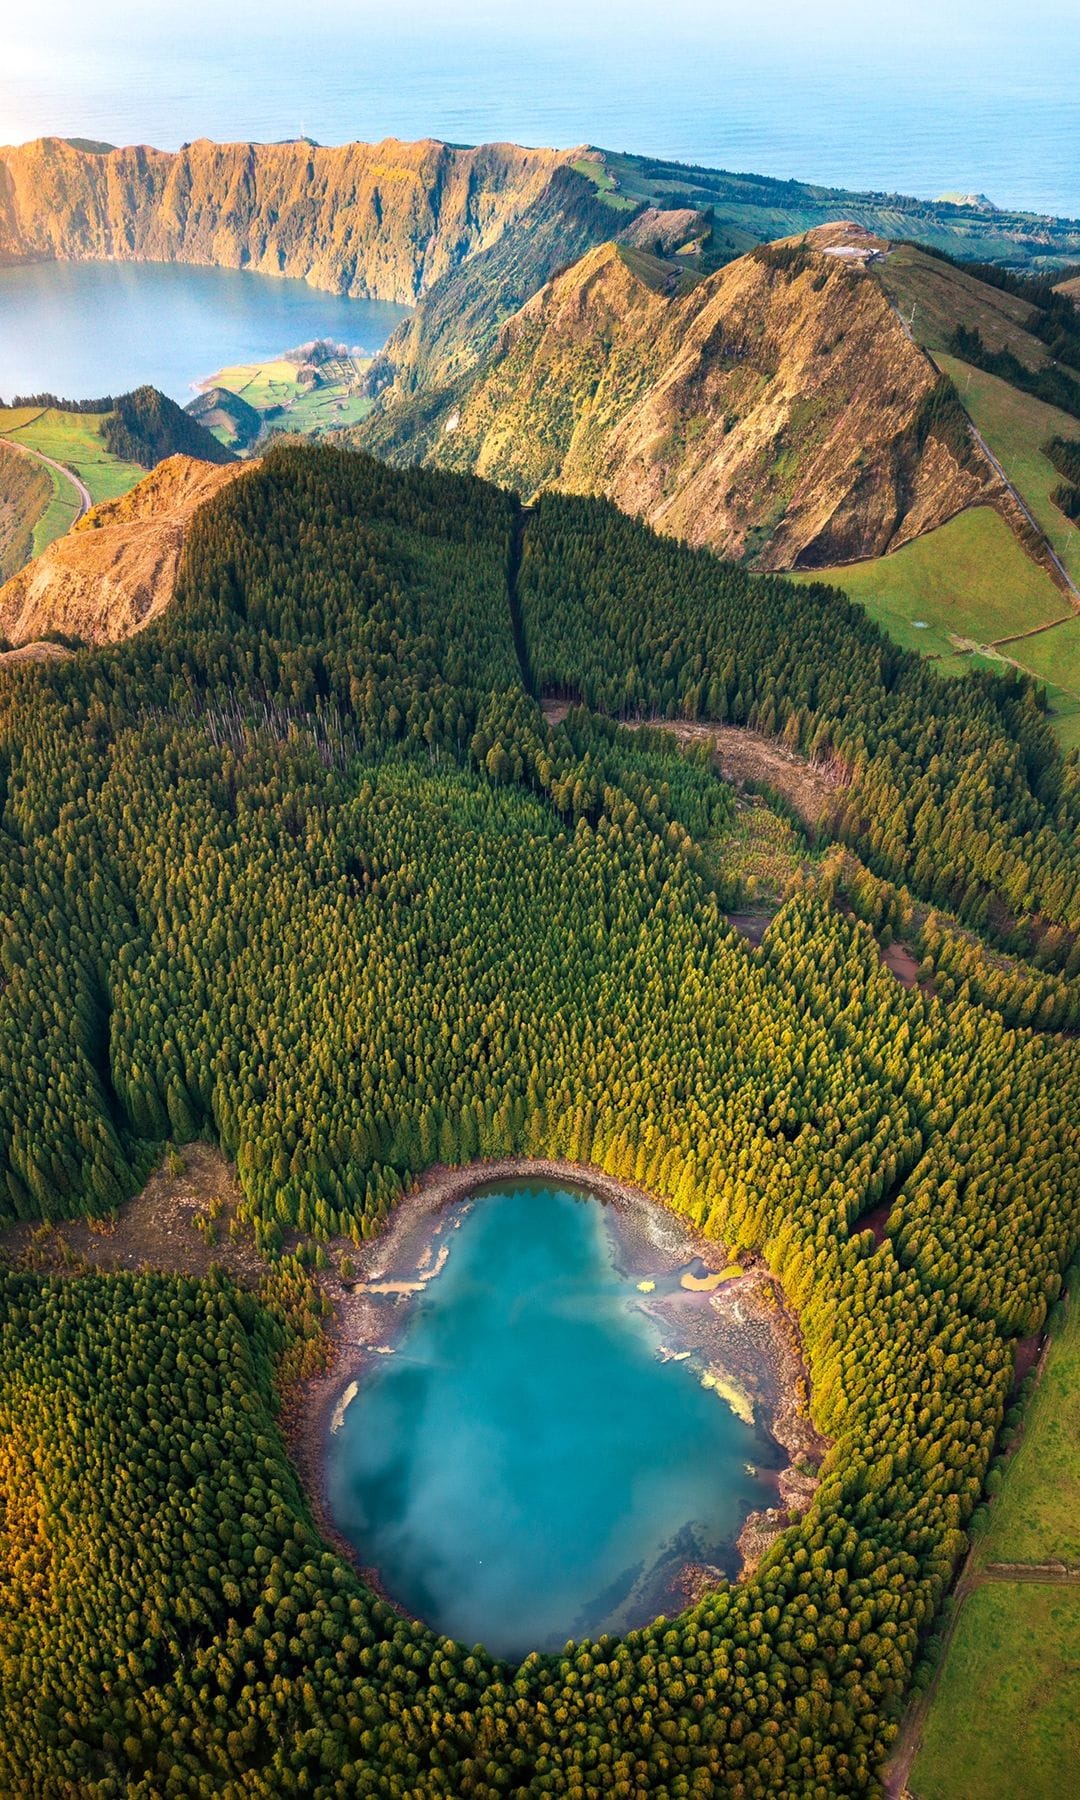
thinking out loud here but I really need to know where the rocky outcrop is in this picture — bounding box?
[0,455,250,646]
[0,136,575,304]
[621,208,705,257]
[407,225,1000,569]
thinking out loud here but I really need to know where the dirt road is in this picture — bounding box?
[0,432,92,520]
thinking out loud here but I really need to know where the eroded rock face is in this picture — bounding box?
[0,456,250,647]
[421,226,1000,568]
[0,137,574,304]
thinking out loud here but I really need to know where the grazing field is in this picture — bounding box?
[570,155,639,209]
[936,354,1080,586]
[28,464,82,556]
[911,1287,1080,1797]
[792,507,1080,745]
[197,348,374,446]
[878,243,1048,364]
[976,1285,1080,1567]
[1006,616,1080,750]
[797,506,1065,653]
[0,407,144,508]
[912,1583,1080,1800]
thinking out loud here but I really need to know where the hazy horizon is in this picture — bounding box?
[3,0,1079,216]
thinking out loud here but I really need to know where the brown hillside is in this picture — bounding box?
[0,137,573,304]
[0,441,52,582]
[0,456,250,646]
[425,225,999,568]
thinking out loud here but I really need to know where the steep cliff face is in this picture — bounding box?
[0,136,573,303]
[410,226,999,568]
[0,456,250,645]
[363,163,633,407]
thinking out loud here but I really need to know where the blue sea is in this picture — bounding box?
[4,1,1079,220]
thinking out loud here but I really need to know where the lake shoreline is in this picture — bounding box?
[290,1156,827,1623]
[0,258,410,406]
[0,1138,825,1632]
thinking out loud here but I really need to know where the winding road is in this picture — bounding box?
[0,432,92,520]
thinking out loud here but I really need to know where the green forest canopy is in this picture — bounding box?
[0,446,1078,1797]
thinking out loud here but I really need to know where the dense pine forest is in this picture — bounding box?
[519,493,1080,943]
[1,446,1078,1797]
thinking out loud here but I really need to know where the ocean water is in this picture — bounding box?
[326,1183,781,1658]
[3,1,1079,219]
[0,261,409,404]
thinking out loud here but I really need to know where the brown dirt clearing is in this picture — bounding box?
[540,699,847,830]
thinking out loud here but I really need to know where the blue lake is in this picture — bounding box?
[0,260,410,405]
[327,1182,783,1659]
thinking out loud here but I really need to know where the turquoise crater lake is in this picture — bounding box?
[327,1181,785,1659]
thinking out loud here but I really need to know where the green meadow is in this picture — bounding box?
[937,354,1080,587]
[976,1285,1080,1568]
[913,1583,1080,1800]
[913,1288,1080,1797]
[793,507,1080,746]
[0,405,145,563]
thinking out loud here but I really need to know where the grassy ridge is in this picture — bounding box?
[878,243,1050,364]
[936,355,1080,586]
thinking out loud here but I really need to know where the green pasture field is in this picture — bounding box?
[795,506,1065,652]
[913,1288,1080,1796]
[793,508,1080,748]
[0,407,144,506]
[1008,618,1080,750]
[912,1582,1080,1800]
[571,156,638,210]
[200,353,374,445]
[936,354,1080,586]
[29,464,81,555]
[976,1284,1080,1567]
